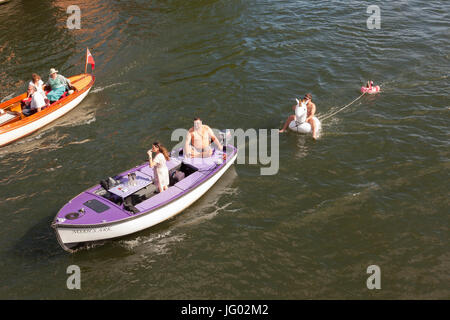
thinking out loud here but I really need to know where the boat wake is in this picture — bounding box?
[84,186,238,255]
[0,130,68,159]
[294,135,310,159]
[118,231,186,254]
[169,166,239,226]
[91,82,125,94]
[66,240,111,253]
[0,131,70,160]
[115,168,239,253]
[0,107,96,158]
[1,92,14,103]
[300,181,381,220]
[55,110,96,128]
[68,139,92,145]
[113,198,238,254]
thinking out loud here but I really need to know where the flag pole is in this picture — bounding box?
[84,48,88,74]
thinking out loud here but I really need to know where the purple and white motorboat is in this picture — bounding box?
[52,145,238,252]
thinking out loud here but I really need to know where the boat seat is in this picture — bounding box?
[135,186,184,212]
[179,162,198,177]
[0,111,21,126]
[139,165,155,179]
[173,171,206,191]
[169,163,182,174]
[48,90,69,106]
[123,197,139,214]
[125,184,158,206]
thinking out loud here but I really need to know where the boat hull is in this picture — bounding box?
[53,150,238,252]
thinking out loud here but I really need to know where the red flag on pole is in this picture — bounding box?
[85,48,95,73]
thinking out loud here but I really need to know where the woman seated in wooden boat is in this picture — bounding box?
[147,141,171,193]
[29,73,46,98]
[21,73,49,108]
[22,85,47,116]
[46,68,73,103]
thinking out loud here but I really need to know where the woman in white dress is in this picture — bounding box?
[147,141,170,192]
[22,73,46,109]
[29,73,46,99]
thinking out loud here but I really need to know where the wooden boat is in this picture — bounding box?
[0,73,95,147]
[52,145,238,252]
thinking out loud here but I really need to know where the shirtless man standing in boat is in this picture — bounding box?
[185,117,223,158]
[279,93,317,139]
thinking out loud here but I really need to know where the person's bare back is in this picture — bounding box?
[306,101,314,118]
[304,93,317,139]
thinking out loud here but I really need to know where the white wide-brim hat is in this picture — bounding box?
[49,68,58,75]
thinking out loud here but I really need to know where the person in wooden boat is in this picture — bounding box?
[147,141,170,193]
[46,68,73,103]
[22,85,47,116]
[185,117,223,158]
[21,73,44,108]
[29,73,46,98]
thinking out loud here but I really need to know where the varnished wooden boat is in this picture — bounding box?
[0,73,95,147]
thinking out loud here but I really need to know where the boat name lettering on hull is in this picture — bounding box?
[72,227,111,234]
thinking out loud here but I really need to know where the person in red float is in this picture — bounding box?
[361,80,380,94]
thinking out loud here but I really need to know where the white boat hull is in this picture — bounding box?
[54,151,238,249]
[0,88,91,147]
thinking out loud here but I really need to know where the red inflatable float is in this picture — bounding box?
[361,81,380,94]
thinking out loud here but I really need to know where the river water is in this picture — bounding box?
[0,0,448,299]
